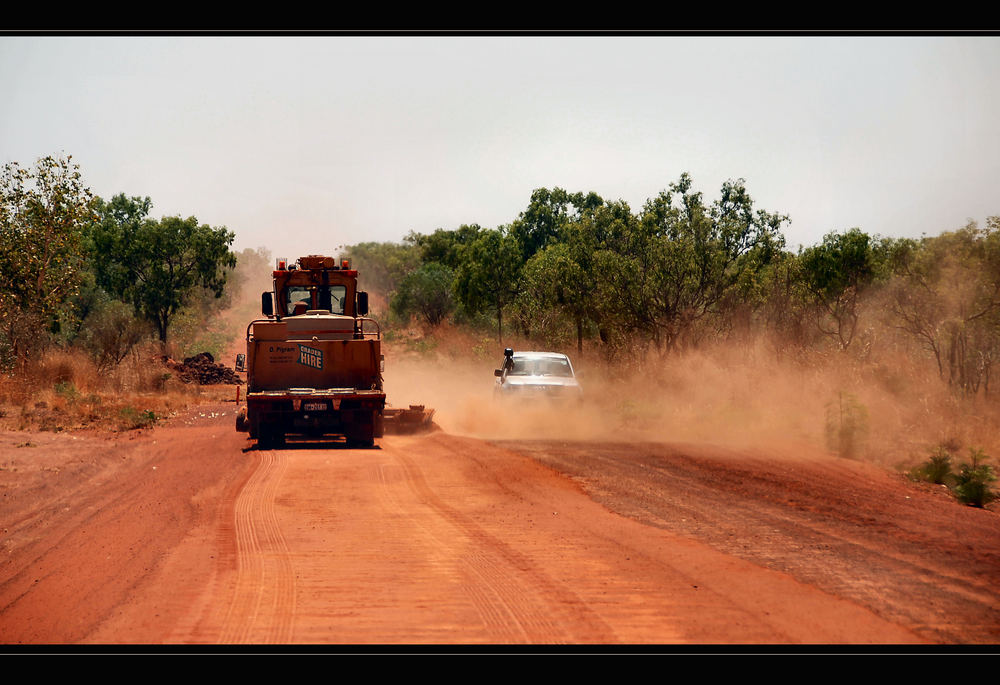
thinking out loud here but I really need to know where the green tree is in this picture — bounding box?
[407,224,485,271]
[799,228,885,350]
[89,195,236,344]
[0,154,96,366]
[391,262,456,326]
[454,228,523,341]
[87,194,152,297]
[953,448,997,507]
[340,240,421,300]
[515,241,592,352]
[509,187,605,261]
[754,250,816,351]
[598,174,786,352]
[886,219,1000,394]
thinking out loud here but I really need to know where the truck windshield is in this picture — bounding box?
[509,357,573,377]
[286,285,348,314]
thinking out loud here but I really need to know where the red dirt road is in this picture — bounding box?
[1,402,997,646]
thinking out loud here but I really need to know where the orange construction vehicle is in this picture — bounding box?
[235,255,429,448]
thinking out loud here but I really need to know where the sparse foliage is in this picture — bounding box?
[88,194,237,343]
[886,221,1000,395]
[454,228,523,341]
[80,297,153,372]
[953,449,997,507]
[341,241,421,300]
[800,229,885,350]
[391,262,456,326]
[0,154,96,366]
[910,445,955,485]
[825,391,869,459]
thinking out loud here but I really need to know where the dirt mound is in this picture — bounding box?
[166,352,243,385]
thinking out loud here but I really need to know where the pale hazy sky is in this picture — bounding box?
[2,35,998,261]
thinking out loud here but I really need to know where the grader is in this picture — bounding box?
[235,255,432,447]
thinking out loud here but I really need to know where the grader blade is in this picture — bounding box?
[382,405,435,434]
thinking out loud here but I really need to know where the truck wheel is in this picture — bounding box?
[236,407,249,432]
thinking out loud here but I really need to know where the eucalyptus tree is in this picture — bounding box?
[89,194,237,344]
[0,154,96,366]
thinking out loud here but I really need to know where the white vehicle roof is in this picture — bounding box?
[510,351,570,359]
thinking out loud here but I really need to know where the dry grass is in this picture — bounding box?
[0,343,236,433]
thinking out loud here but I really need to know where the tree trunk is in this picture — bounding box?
[157,312,168,343]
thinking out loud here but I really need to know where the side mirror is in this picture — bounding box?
[261,291,274,317]
[357,291,369,316]
[235,353,246,372]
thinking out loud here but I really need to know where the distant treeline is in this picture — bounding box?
[5,152,996,398]
[346,175,1000,397]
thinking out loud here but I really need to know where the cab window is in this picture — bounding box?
[285,285,348,314]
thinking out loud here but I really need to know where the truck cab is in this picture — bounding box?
[263,254,369,320]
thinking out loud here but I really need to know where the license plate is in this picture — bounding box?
[303,402,327,411]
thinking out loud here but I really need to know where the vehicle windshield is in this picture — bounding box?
[286,285,347,315]
[508,357,573,377]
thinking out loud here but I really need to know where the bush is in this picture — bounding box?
[76,298,153,372]
[953,449,997,508]
[390,262,455,327]
[54,380,81,404]
[909,446,954,485]
[118,406,158,430]
[825,392,869,459]
[167,303,232,362]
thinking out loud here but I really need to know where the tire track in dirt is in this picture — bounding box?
[376,441,617,644]
[634,453,998,641]
[369,459,534,642]
[503,440,1000,644]
[374,456,552,642]
[218,448,297,644]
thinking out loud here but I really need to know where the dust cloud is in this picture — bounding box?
[381,344,825,447]
[218,248,276,361]
[381,337,1000,468]
[222,251,998,469]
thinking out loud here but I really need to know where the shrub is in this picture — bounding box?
[953,449,997,508]
[909,446,954,485]
[391,262,456,327]
[118,406,158,430]
[54,380,81,404]
[407,338,438,356]
[76,298,153,372]
[825,391,869,459]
